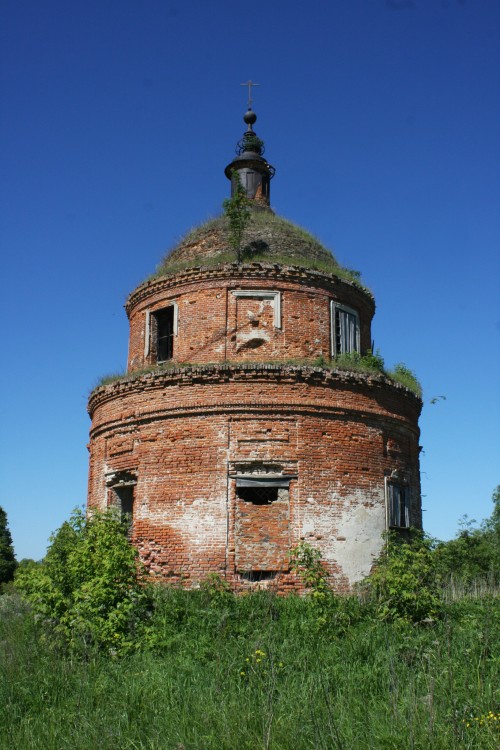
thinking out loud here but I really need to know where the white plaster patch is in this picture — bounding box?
[301,488,386,586]
[332,498,386,584]
[168,496,226,547]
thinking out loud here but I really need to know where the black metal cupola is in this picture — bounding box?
[224,107,275,207]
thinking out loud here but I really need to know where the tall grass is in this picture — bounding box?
[1,587,499,749]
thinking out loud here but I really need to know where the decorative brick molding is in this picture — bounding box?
[126,262,375,314]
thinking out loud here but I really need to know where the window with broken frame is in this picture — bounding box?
[144,303,178,363]
[387,481,410,529]
[331,301,360,356]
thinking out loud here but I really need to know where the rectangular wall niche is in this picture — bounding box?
[234,475,291,580]
[230,290,281,357]
[231,290,281,327]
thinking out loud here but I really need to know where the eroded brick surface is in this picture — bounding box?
[88,362,421,592]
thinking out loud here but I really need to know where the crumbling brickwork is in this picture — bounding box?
[88,361,421,591]
[86,111,424,591]
[126,265,375,371]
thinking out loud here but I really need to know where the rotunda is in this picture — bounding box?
[87,108,422,591]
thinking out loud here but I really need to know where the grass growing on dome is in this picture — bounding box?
[147,211,367,289]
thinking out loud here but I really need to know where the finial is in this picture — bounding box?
[243,108,257,130]
[225,84,275,207]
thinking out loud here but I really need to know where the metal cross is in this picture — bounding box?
[240,80,260,108]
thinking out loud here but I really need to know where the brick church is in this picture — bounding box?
[87,104,422,591]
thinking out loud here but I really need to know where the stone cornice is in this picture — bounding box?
[125,262,375,316]
[87,362,422,418]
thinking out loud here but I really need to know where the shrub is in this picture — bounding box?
[434,486,500,584]
[387,363,422,397]
[15,508,150,654]
[364,530,442,623]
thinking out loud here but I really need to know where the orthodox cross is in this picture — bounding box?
[240,80,260,108]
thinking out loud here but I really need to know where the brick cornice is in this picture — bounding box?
[87,363,422,419]
[125,263,375,316]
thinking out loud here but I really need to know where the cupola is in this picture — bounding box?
[224,106,275,207]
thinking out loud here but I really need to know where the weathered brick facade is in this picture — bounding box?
[87,110,422,591]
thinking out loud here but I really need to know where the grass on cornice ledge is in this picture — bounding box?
[91,355,422,398]
[146,253,366,289]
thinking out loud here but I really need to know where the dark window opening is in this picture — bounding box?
[240,570,277,582]
[388,482,410,529]
[237,486,279,505]
[113,485,135,534]
[155,307,174,362]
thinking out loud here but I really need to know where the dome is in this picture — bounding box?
[155,210,361,284]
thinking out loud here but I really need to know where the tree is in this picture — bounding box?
[434,485,500,582]
[15,508,150,653]
[222,172,251,263]
[0,505,17,585]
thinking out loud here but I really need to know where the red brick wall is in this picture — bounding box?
[126,265,375,370]
[87,365,421,591]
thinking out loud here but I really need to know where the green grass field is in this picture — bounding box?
[1,588,499,750]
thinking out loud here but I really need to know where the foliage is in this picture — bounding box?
[386,362,423,397]
[334,349,385,374]
[2,587,500,749]
[241,133,264,153]
[288,541,329,594]
[434,485,500,584]
[0,505,17,586]
[14,508,150,654]
[364,530,442,623]
[155,211,368,288]
[222,173,251,262]
[288,541,364,634]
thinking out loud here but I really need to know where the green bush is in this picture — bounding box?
[15,508,150,654]
[363,530,442,623]
[434,485,500,585]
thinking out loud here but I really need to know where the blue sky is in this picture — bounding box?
[1,0,499,561]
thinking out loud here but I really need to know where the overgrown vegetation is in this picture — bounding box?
[15,508,150,654]
[222,173,252,262]
[152,211,366,287]
[362,530,442,623]
[0,505,17,586]
[91,352,422,397]
[2,488,499,748]
[434,485,500,584]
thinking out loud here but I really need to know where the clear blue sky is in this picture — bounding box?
[1,0,499,561]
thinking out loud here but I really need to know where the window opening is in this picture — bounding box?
[113,485,135,534]
[237,486,279,505]
[387,482,410,529]
[331,302,360,355]
[240,570,277,582]
[155,307,174,362]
